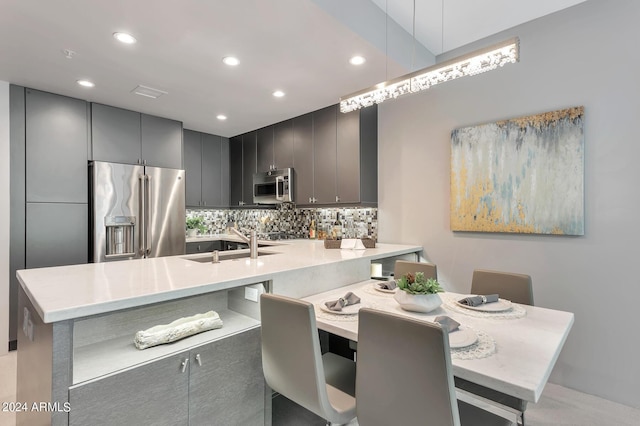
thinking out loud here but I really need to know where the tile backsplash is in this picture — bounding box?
[186,204,378,240]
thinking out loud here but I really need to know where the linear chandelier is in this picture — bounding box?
[339,37,520,113]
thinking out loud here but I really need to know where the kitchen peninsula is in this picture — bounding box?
[15,239,421,426]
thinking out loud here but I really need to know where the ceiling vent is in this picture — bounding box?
[131,85,168,99]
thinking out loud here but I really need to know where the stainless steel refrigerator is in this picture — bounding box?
[90,161,186,262]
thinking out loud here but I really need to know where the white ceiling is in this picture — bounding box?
[0,0,586,137]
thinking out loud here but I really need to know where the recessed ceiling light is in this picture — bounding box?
[216,115,227,121]
[272,90,285,98]
[349,55,366,65]
[77,80,95,88]
[222,56,240,66]
[113,32,137,44]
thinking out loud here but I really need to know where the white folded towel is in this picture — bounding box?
[134,311,223,350]
[340,239,367,250]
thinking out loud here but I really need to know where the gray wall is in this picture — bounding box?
[378,0,640,408]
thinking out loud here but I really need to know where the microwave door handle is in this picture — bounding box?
[276,176,284,201]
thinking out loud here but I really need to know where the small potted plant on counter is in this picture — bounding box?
[186,217,206,237]
[394,272,444,313]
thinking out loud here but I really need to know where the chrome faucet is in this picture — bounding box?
[229,227,258,259]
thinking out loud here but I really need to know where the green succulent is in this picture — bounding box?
[396,272,444,295]
[186,217,207,233]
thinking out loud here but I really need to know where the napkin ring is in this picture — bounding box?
[480,295,487,304]
[339,297,347,307]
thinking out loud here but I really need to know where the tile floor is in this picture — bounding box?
[2,350,639,426]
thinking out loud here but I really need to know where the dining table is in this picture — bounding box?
[301,279,574,423]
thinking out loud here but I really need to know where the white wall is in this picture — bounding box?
[0,81,10,355]
[378,0,640,408]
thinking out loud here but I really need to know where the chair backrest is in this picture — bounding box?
[471,269,534,305]
[259,293,335,421]
[356,308,460,426]
[394,260,438,280]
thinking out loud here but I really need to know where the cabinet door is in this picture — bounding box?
[359,104,378,204]
[229,136,243,206]
[69,352,189,426]
[26,89,88,203]
[274,120,294,170]
[189,328,264,426]
[91,103,141,165]
[26,202,88,268]
[141,113,183,169]
[184,130,202,207]
[186,241,217,254]
[242,131,257,206]
[201,133,222,207]
[336,109,361,204]
[220,137,230,207]
[313,105,338,204]
[293,114,314,205]
[256,126,274,173]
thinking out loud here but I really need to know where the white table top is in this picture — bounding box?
[302,280,574,403]
[17,240,421,323]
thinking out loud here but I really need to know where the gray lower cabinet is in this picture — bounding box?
[68,352,190,426]
[68,329,264,426]
[188,328,264,426]
[185,241,222,254]
[25,89,88,203]
[26,203,88,268]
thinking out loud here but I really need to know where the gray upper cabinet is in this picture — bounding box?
[336,109,362,204]
[141,113,183,169]
[91,104,183,169]
[230,136,243,206]
[184,129,202,206]
[293,114,314,205]
[274,120,294,170]
[184,129,229,208]
[25,89,88,203]
[91,103,141,165]
[256,127,274,172]
[242,131,257,206]
[312,105,338,204]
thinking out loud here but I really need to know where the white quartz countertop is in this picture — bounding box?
[17,239,421,323]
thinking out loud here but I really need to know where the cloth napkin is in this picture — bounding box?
[377,280,397,290]
[324,292,361,311]
[340,239,367,250]
[434,316,460,333]
[458,294,499,307]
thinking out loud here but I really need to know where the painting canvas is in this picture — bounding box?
[450,106,584,235]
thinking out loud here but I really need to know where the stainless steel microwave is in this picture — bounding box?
[253,168,294,204]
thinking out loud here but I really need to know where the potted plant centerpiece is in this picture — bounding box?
[393,272,445,313]
[186,217,206,237]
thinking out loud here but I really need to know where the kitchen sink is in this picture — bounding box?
[184,250,279,263]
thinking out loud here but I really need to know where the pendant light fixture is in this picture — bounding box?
[339,0,519,113]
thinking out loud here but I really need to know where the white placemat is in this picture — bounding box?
[450,327,496,360]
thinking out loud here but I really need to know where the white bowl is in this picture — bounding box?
[394,291,442,313]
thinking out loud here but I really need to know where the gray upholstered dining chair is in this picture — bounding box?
[260,293,356,426]
[394,260,438,280]
[356,308,509,426]
[470,269,533,305]
[457,268,534,425]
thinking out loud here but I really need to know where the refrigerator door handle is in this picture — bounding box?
[138,174,146,256]
[145,174,152,256]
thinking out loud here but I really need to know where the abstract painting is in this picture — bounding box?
[450,106,584,235]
